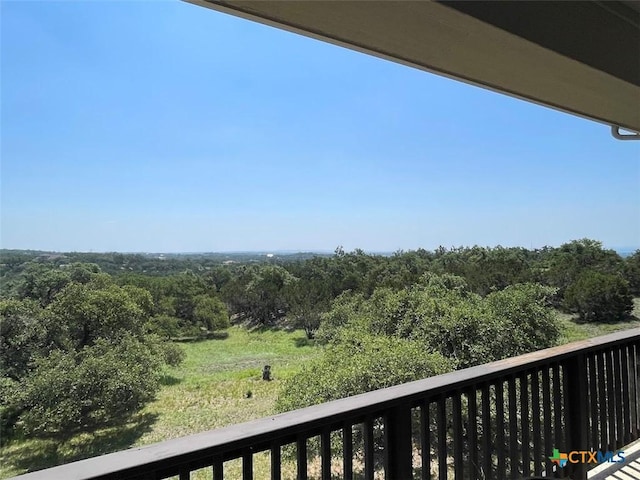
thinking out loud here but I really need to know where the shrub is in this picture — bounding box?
[276,334,453,412]
[484,283,560,359]
[159,340,186,367]
[564,270,633,322]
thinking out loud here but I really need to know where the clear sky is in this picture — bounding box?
[2,1,639,253]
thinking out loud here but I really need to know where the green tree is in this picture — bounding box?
[165,271,208,322]
[222,265,295,324]
[0,299,62,380]
[542,239,624,301]
[8,335,162,437]
[193,295,230,332]
[47,280,147,348]
[146,314,181,339]
[16,262,105,307]
[564,270,633,322]
[318,274,560,369]
[1,275,184,440]
[18,264,71,307]
[121,284,155,317]
[623,250,640,295]
[484,283,559,358]
[285,276,331,339]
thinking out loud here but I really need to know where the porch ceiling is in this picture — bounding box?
[185,0,640,134]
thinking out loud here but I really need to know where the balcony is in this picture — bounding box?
[12,328,640,480]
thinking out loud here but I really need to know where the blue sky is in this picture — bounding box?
[2,1,639,253]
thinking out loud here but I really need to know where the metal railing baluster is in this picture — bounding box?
[242,450,253,480]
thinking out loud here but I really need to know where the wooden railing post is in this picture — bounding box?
[385,405,413,479]
[564,354,589,480]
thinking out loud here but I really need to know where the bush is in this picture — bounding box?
[159,340,186,367]
[276,334,453,412]
[564,270,633,322]
[484,283,560,359]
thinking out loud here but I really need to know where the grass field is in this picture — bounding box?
[2,302,640,478]
[556,297,640,343]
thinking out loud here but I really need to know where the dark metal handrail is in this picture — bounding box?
[12,328,640,480]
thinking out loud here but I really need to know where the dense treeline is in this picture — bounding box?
[276,240,637,411]
[2,239,637,334]
[1,239,637,440]
[0,250,327,279]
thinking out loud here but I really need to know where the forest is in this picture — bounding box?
[1,239,639,477]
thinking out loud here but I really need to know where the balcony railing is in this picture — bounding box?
[14,328,640,480]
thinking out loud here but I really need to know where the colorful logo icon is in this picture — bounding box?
[549,448,568,467]
[549,448,625,467]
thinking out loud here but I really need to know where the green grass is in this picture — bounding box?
[0,326,319,478]
[556,297,640,344]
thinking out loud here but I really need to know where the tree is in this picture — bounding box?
[18,264,71,307]
[146,314,181,339]
[165,271,208,322]
[193,295,230,332]
[222,265,295,324]
[0,299,61,380]
[623,250,640,295]
[564,270,633,322]
[542,239,624,301]
[1,273,184,440]
[285,276,331,339]
[431,246,534,295]
[8,335,162,437]
[317,274,561,369]
[16,262,105,307]
[47,281,147,349]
